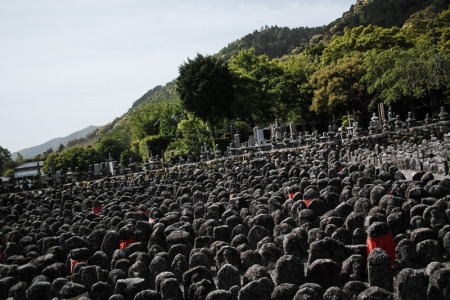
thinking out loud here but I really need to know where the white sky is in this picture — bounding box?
[0,0,356,153]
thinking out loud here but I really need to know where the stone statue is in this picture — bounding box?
[388,106,394,121]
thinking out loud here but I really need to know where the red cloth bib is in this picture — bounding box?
[92,206,102,214]
[70,258,88,274]
[120,237,136,250]
[137,209,147,214]
[338,166,343,172]
[367,233,396,267]
[303,199,312,207]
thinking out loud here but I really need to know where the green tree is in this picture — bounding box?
[177,115,211,156]
[56,143,65,153]
[96,131,129,161]
[402,5,450,51]
[42,153,56,174]
[50,147,103,172]
[176,54,235,138]
[320,25,411,66]
[159,100,186,138]
[15,152,24,165]
[229,48,282,127]
[138,135,171,160]
[3,168,14,178]
[0,146,11,174]
[119,149,142,166]
[310,53,370,125]
[130,101,164,141]
[274,54,316,123]
[363,40,450,115]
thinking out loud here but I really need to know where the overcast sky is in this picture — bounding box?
[1,0,356,153]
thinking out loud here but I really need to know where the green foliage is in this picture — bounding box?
[229,48,282,127]
[42,153,56,174]
[66,138,86,148]
[363,40,450,107]
[402,5,450,52]
[325,0,450,38]
[139,135,171,160]
[3,168,14,178]
[310,53,369,123]
[320,25,411,66]
[159,100,186,138]
[164,140,190,160]
[176,53,235,138]
[3,159,18,172]
[46,1,450,163]
[131,80,178,108]
[217,25,326,61]
[15,152,25,165]
[96,130,129,161]
[0,146,11,174]
[165,115,211,157]
[43,147,103,173]
[56,143,65,153]
[119,149,142,166]
[130,101,164,141]
[275,54,316,123]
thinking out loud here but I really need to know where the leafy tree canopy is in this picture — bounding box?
[321,25,411,65]
[176,54,235,138]
[310,53,369,124]
[43,147,103,173]
[0,146,11,174]
[229,48,283,127]
[96,130,129,161]
[363,40,450,111]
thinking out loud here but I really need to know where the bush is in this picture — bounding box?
[3,168,14,178]
[97,135,128,161]
[139,135,172,159]
[43,147,103,173]
[164,140,190,161]
[120,149,142,166]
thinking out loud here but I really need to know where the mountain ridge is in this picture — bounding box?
[11,125,99,160]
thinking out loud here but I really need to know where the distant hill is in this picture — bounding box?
[11,125,98,159]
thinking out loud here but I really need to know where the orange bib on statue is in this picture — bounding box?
[366,233,396,267]
[70,259,88,274]
[120,237,136,250]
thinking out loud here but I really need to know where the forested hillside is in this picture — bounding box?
[216,26,326,60]
[325,0,450,37]
[131,80,177,109]
[12,0,448,177]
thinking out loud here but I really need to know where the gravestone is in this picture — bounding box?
[94,164,100,175]
[234,134,241,148]
[257,129,266,145]
[109,161,115,175]
[249,135,255,147]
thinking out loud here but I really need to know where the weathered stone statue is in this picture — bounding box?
[388,106,394,121]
